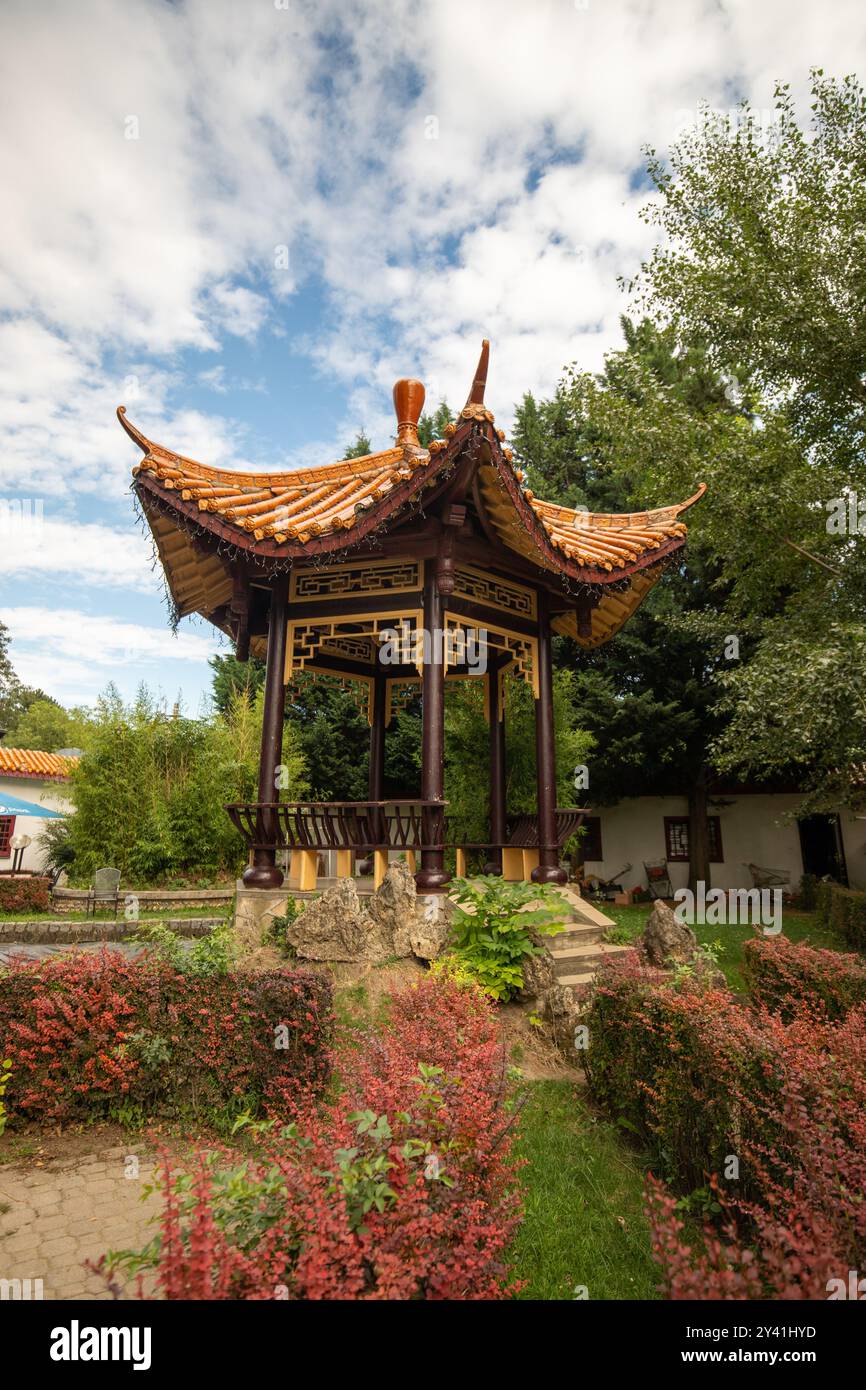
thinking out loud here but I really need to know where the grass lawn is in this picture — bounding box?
[509,1080,659,1300]
[600,902,852,992]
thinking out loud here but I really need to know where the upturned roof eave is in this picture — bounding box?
[131,420,699,586]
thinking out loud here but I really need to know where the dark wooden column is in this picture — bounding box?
[243,573,289,889]
[416,567,450,891]
[356,669,387,873]
[368,669,386,802]
[532,590,567,885]
[483,658,506,875]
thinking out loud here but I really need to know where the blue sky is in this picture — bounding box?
[0,0,860,716]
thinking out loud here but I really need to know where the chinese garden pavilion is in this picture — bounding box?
[119,342,703,893]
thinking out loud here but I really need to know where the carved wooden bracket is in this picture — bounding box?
[576,590,600,639]
[229,570,251,661]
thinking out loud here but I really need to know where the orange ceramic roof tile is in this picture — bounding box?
[119,343,704,595]
[119,406,429,545]
[527,493,701,569]
[0,748,78,780]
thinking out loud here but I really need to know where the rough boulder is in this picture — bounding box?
[286,862,449,963]
[641,899,698,968]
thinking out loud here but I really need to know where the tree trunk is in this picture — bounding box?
[688,765,711,896]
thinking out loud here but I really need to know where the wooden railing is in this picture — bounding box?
[227,802,587,855]
[442,808,588,849]
[506,808,588,850]
[224,800,447,855]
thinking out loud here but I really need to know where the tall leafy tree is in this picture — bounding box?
[418,401,455,447]
[531,318,745,889]
[0,619,50,740]
[618,70,866,809]
[343,431,373,459]
[8,698,96,753]
[443,671,594,848]
[52,685,306,884]
[209,652,265,716]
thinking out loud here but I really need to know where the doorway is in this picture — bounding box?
[798,814,848,884]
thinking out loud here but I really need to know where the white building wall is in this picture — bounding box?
[0,776,73,873]
[583,794,865,893]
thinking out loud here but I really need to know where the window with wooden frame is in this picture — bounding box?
[579,815,603,862]
[664,815,723,864]
[0,815,15,858]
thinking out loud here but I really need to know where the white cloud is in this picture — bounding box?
[0,606,222,706]
[0,0,863,569]
[0,515,154,589]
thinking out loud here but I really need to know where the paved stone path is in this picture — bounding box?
[0,1145,161,1299]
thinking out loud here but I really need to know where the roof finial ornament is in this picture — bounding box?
[467,339,490,406]
[392,377,426,448]
[459,340,495,426]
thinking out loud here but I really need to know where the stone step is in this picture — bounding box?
[548,926,606,952]
[552,941,632,981]
[545,889,634,1005]
[556,970,595,989]
[554,940,633,962]
[551,885,616,931]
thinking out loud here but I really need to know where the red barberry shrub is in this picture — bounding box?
[583,951,781,1193]
[645,1009,866,1298]
[0,949,333,1123]
[0,876,51,913]
[585,952,866,1297]
[644,1172,851,1300]
[816,881,866,950]
[107,976,523,1300]
[743,934,866,1021]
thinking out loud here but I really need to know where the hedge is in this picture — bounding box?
[0,950,333,1124]
[815,880,866,949]
[0,876,51,914]
[743,933,866,1021]
[586,950,866,1297]
[582,953,782,1195]
[99,976,522,1300]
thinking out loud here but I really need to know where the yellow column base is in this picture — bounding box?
[296,849,318,892]
[455,847,467,878]
[373,848,389,889]
[522,849,540,882]
[404,849,416,874]
[288,851,301,888]
[336,849,354,880]
[502,847,523,882]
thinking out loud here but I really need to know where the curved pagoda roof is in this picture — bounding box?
[119,341,704,651]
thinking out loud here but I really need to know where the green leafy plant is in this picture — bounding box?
[669,939,724,988]
[674,1184,723,1220]
[0,1059,12,1136]
[133,918,235,976]
[261,899,300,954]
[449,877,566,1001]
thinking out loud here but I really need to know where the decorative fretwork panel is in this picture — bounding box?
[443,612,537,696]
[290,558,421,602]
[287,670,374,724]
[385,678,421,727]
[318,635,377,664]
[453,563,537,621]
[285,610,424,681]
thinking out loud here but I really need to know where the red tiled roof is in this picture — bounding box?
[119,404,703,573]
[118,341,705,648]
[0,748,78,780]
